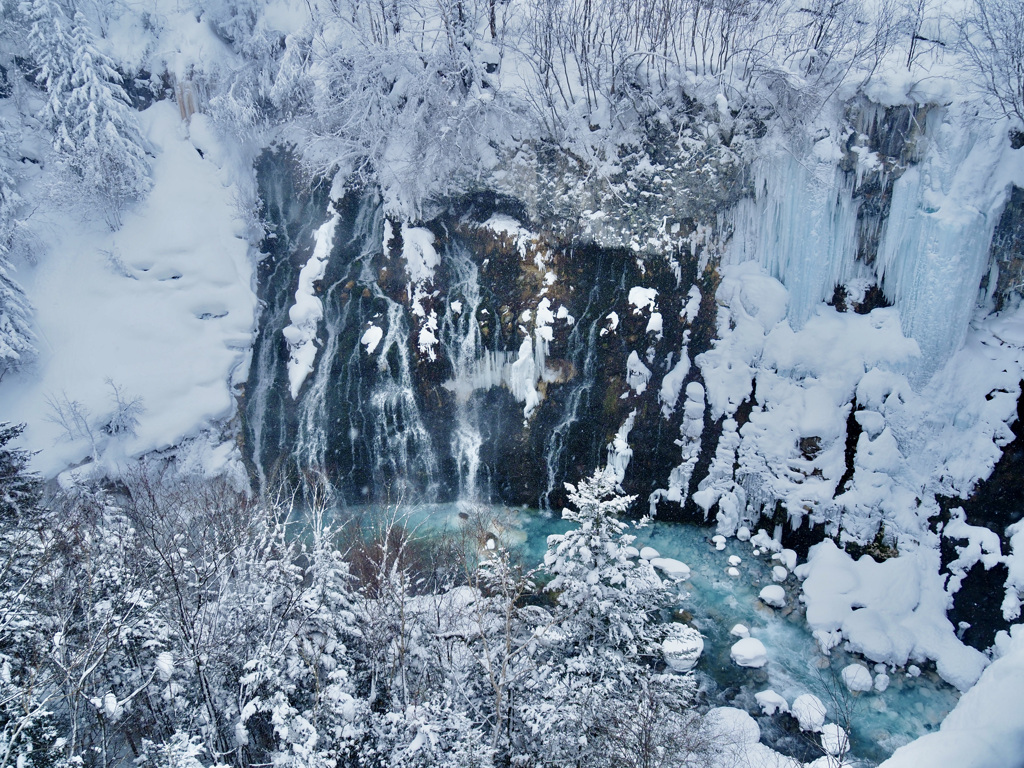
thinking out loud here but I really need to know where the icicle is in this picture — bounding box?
[726,149,859,329]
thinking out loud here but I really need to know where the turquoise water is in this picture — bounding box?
[334,502,961,765]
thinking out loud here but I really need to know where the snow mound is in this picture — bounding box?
[650,557,690,579]
[820,723,849,756]
[759,585,786,608]
[730,637,767,668]
[755,690,789,715]
[706,707,760,745]
[791,694,827,732]
[797,540,988,691]
[841,663,874,692]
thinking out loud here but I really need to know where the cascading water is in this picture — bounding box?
[437,243,496,502]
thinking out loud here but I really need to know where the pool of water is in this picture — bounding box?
[334,502,961,765]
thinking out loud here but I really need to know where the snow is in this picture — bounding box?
[0,102,256,476]
[659,353,690,417]
[841,663,874,693]
[821,723,850,757]
[639,546,660,560]
[791,693,827,732]
[283,211,338,398]
[797,539,989,691]
[662,624,704,672]
[730,624,750,639]
[706,706,759,746]
[627,286,657,314]
[755,690,789,715]
[400,224,439,283]
[650,557,690,579]
[759,585,786,608]
[771,566,788,582]
[625,350,652,394]
[155,651,174,682]
[361,325,384,355]
[878,626,1024,768]
[730,637,768,668]
[605,410,637,488]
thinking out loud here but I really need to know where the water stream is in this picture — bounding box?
[357,502,961,766]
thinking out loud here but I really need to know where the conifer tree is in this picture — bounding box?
[62,11,151,218]
[0,159,34,376]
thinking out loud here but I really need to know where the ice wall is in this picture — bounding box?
[875,110,1013,379]
[726,141,860,329]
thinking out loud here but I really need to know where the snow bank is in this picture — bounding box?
[797,540,988,691]
[0,103,256,476]
[879,626,1024,768]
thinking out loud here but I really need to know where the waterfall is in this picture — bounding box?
[438,243,493,501]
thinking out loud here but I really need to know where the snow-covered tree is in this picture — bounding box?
[21,0,74,138]
[542,470,671,656]
[961,0,1024,124]
[60,11,151,221]
[0,159,34,376]
[514,470,695,767]
[0,424,39,520]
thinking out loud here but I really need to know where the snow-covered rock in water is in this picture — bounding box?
[640,546,660,560]
[731,637,768,668]
[772,565,788,582]
[728,555,742,566]
[663,624,704,672]
[821,723,850,756]
[737,526,751,541]
[624,545,640,558]
[755,690,789,715]
[712,534,727,551]
[730,623,750,639]
[651,557,690,579]
[728,567,740,577]
[361,325,383,354]
[841,663,874,692]
[773,549,798,571]
[706,707,760,745]
[792,694,827,732]
[759,585,786,607]
[874,672,890,692]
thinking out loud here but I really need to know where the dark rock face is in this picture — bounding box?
[989,185,1024,311]
[242,148,723,516]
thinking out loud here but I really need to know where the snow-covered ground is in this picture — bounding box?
[0,103,256,478]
